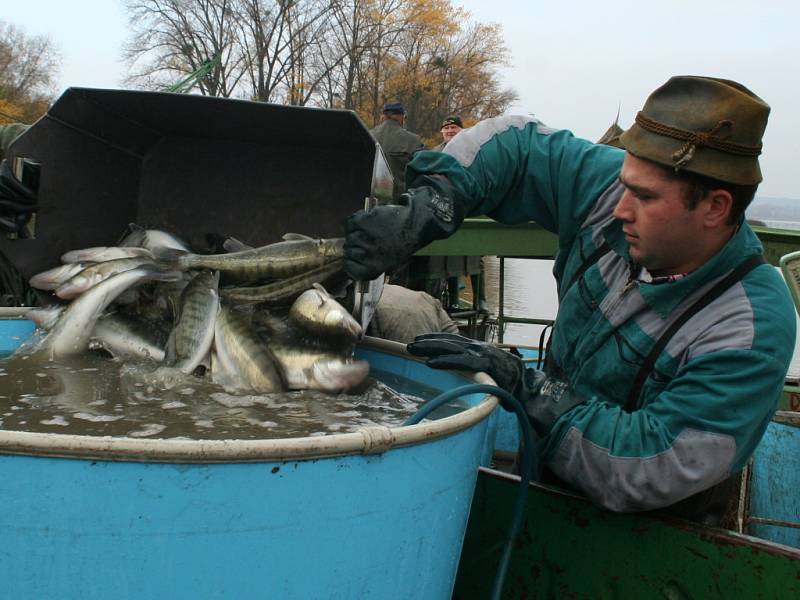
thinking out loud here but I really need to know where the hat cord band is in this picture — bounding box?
[634,112,761,170]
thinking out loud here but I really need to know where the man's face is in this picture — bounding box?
[441,124,462,143]
[614,153,710,276]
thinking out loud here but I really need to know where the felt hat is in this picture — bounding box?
[620,76,769,184]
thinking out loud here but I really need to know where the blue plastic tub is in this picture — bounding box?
[0,317,35,357]
[0,324,498,599]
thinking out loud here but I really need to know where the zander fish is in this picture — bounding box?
[269,343,369,392]
[119,223,190,253]
[89,314,167,363]
[155,238,345,284]
[212,306,285,393]
[61,246,154,263]
[55,257,157,300]
[220,259,345,305]
[36,266,181,358]
[165,270,220,374]
[29,262,93,291]
[288,283,362,342]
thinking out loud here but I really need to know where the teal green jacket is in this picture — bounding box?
[407,116,796,511]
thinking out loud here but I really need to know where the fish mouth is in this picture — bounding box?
[343,318,364,340]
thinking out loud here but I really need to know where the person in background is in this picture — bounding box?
[344,76,796,524]
[434,115,464,151]
[370,102,425,201]
[367,283,460,343]
[433,115,488,313]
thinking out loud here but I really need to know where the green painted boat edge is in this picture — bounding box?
[455,467,800,599]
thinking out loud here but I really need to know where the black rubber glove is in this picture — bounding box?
[344,177,466,281]
[0,159,38,236]
[521,368,587,437]
[407,333,525,410]
[408,332,588,433]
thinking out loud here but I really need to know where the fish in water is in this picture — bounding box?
[154,237,345,284]
[35,266,181,359]
[165,270,220,374]
[55,257,157,300]
[212,306,285,393]
[268,342,369,392]
[19,228,370,398]
[289,283,362,342]
[89,314,167,363]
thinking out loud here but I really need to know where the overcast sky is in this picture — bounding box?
[5,0,799,198]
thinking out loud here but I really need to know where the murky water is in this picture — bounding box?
[0,352,455,440]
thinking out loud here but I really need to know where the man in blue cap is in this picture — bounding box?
[346,76,796,523]
[370,102,425,201]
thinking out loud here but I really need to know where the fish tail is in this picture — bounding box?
[152,247,190,269]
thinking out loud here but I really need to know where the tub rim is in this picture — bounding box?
[0,335,499,463]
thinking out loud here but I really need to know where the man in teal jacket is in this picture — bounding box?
[344,76,796,520]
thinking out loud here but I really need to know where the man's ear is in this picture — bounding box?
[704,189,734,227]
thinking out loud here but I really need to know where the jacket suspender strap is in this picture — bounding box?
[562,241,612,297]
[624,254,768,412]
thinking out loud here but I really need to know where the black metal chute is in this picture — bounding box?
[1,88,385,281]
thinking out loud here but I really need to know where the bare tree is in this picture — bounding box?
[122,0,244,96]
[235,0,332,104]
[118,0,517,137]
[0,20,61,121]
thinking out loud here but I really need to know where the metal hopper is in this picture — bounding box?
[1,87,393,281]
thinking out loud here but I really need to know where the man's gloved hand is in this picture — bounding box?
[0,159,38,235]
[407,333,525,410]
[344,177,466,281]
[408,332,588,435]
[520,368,588,437]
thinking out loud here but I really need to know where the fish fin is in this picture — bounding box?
[150,269,184,284]
[24,306,64,330]
[164,326,177,365]
[152,247,188,266]
[282,233,313,241]
[115,222,145,246]
[222,237,252,252]
[312,282,327,293]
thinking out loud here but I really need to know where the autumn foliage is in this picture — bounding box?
[0,21,60,125]
[122,0,517,141]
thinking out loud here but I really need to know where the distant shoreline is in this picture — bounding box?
[748,196,800,228]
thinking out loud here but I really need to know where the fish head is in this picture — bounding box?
[310,359,370,393]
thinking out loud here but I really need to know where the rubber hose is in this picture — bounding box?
[404,383,537,600]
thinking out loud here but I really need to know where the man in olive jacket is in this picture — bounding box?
[370,102,425,200]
